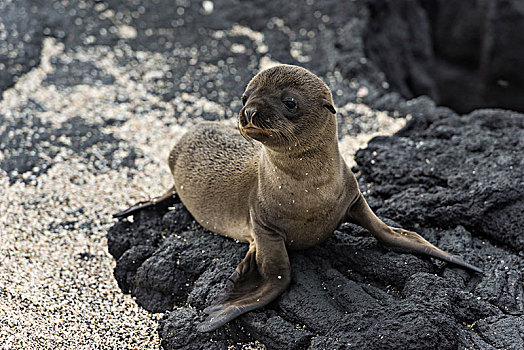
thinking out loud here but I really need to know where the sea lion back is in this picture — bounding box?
[168,122,259,241]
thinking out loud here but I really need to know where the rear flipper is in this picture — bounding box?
[380,226,482,273]
[113,185,177,219]
[346,194,483,274]
[197,233,291,332]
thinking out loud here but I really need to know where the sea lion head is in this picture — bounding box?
[238,65,337,152]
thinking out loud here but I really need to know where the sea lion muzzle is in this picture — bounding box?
[244,107,257,121]
[239,106,258,128]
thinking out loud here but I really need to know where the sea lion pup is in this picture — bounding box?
[114,65,482,332]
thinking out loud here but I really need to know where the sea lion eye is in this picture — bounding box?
[282,98,297,110]
[241,95,248,106]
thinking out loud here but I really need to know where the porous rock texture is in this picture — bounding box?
[365,0,524,113]
[1,0,523,349]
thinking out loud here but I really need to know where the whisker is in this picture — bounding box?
[280,123,299,147]
[238,120,253,143]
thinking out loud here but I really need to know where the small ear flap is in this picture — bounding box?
[323,100,336,114]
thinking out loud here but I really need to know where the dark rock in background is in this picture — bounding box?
[43,58,115,87]
[366,0,524,113]
[365,0,438,101]
[0,0,119,97]
[4,0,524,114]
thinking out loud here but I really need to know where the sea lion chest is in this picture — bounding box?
[252,156,351,250]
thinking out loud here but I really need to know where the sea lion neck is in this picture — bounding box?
[260,137,342,179]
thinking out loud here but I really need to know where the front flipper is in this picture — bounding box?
[113,186,177,218]
[197,233,291,332]
[347,194,483,273]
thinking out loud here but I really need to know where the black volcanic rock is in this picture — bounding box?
[355,105,524,252]
[365,0,437,100]
[366,0,524,113]
[0,112,137,184]
[0,0,120,98]
[162,204,194,233]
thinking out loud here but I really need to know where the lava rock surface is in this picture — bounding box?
[356,100,524,252]
[365,0,524,113]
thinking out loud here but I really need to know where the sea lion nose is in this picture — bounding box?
[244,108,257,120]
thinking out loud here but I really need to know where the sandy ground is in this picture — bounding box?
[0,37,405,349]
[0,38,173,349]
